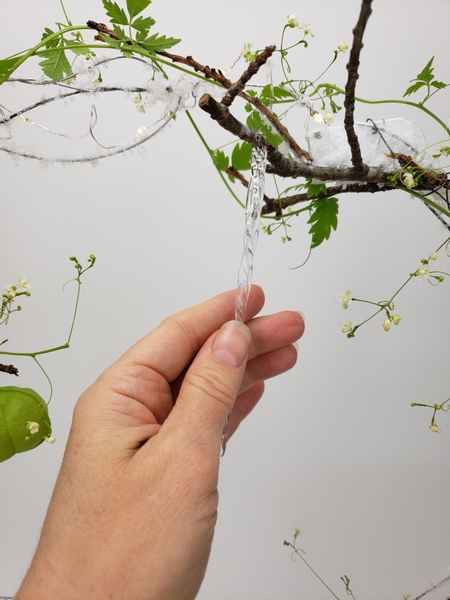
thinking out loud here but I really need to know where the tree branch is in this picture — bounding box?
[221,45,275,107]
[343,0,373,176]
[199,93,392,183]
[0,364,19,376]
[261,182,393,215]
[86,22,311,162]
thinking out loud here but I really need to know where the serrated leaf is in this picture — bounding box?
[127,0,151,19]
[260,84,295,103]
[305,179,327,198]
[140,32,181,52]
[102,0,129,25]
[212,149,229,171]
[246,110,282,148]
[38,50,73,80]
[41,27,60,49]
[416,56,435,83]
[131,15,155,32]
[67,40,91,56]
[307,197,339,248]
[231,142,252,171]
[431,80,447,90]
[403,81,426,98]
[113,24,126,39]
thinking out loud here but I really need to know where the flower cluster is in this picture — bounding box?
[412,252,446,285]
[286,15,315,37]
[1,277,31,327]
[241,42,257,63]
[337,43,349,53]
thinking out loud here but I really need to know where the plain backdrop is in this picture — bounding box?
[1,1,450,598]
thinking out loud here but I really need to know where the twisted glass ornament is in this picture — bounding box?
[235,137,267,322]
[221,138,267,456]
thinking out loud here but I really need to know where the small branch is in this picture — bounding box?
[261,182,393,215]
[225,165,271,204]
[0,363,19,376]
[411,574,450,600]
[221,46,275,107]
[343,0,373,176]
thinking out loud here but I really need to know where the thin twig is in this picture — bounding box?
[225,165,271,204]
[0,364,19,376]
[261,182,393,215]
[221,45,275,107]
[343,0,373,176]
[411,574,450,600]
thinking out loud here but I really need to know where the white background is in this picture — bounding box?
[1,0,450,598]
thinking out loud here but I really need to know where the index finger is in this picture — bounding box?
[117,286,265,381]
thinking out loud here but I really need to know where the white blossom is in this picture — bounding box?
[336,290,353,309]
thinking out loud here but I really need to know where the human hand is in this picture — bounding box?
[16,286,305,600]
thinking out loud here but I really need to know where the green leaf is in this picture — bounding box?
[112,24,126,39]
[67,40,92,56]
[212,149,229,171]
[431,80,447,90]
[246,110,282,148]
[102,0,129,25]
[260,84,295,103]
[0,56,22,82]
[41,27,60,49]
[127,0,152,19]
[307,197,339,248]
[131,15,155,32]
[231,142,252,171]
[403,81,426,97]
[305,179,327,199]
[416,56,435,83]
[38,50,73,80]
[140,32,181,52]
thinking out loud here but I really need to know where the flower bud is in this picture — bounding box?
[382,318,391,332]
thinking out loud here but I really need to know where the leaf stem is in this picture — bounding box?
[185,109,244,208]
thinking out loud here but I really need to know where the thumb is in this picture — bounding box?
[167,320,251,451]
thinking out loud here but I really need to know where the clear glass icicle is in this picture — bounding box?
[221,138,267,457]
[235,137,267,322]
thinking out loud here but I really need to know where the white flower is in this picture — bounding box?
[4,284,16,298]
[27,421,39,435]
[402,171,416,188]
[429,423,441,433]
[341,321,352,333]
[336,290,353,309]
[241,42,256,63]
[382,318,391,332]
[324,111,333,122]
[44,436,56,444]
[417,268,429,281]
[17,277,30,289]
[337,43,349,53]
[298,23,314,37]
[287,14,299,28]
[392,314,402,325]
[429,252,439,261]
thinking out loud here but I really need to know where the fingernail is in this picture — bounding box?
[296,310,305,322]
[212,321,250,367]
